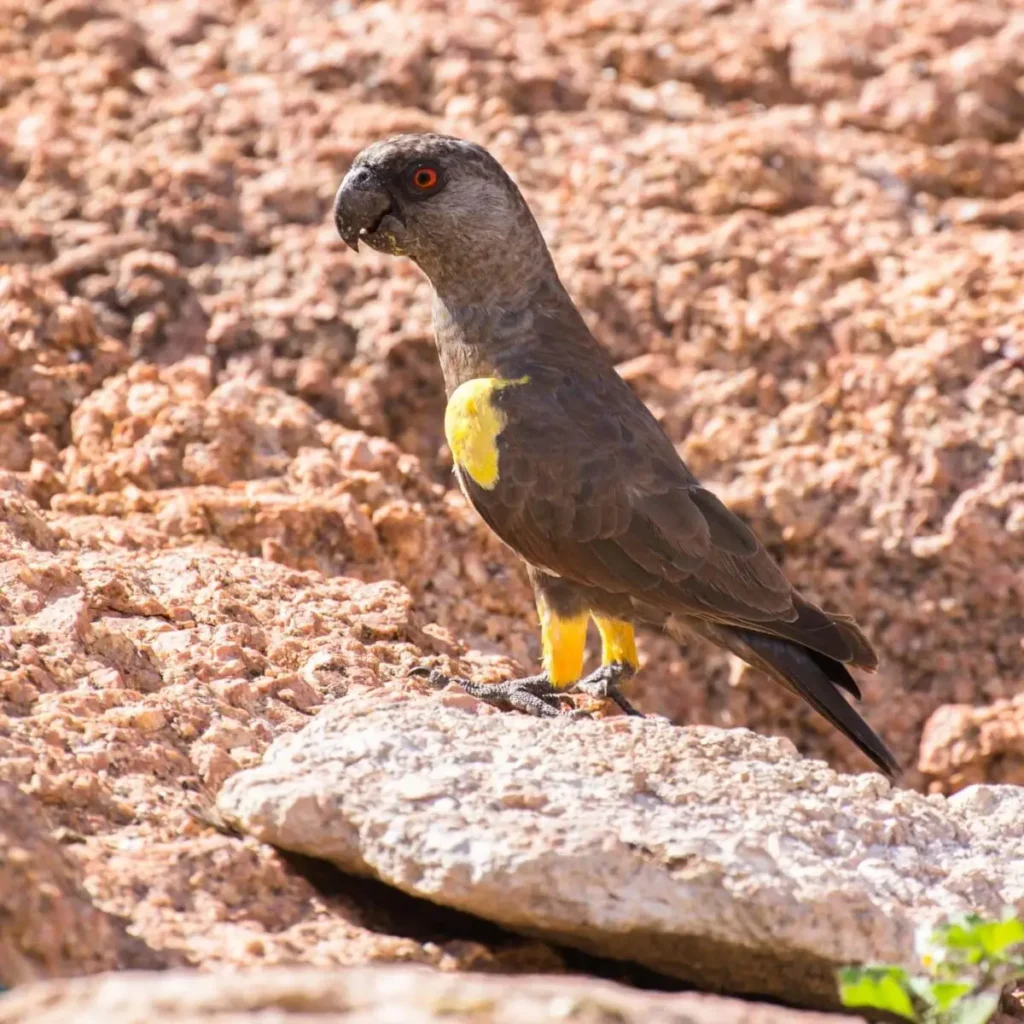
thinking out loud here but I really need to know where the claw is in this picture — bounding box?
[411,663,639,720]
[410,666,460,691]
[573,661,644,717]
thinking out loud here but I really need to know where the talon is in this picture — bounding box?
[572,661,644,717]
[430,670,458,690]
[412,664,617,721]
[409,666,461,691]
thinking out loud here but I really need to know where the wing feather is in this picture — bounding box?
[458,369,875,670]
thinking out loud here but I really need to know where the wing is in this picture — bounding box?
[461,367,876,670]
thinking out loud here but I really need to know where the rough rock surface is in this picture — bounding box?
[1,0,1021,791]
[217,691,1024,1009]
[920,693,1024,794]
[0,966,855,1024]
[0,477,558,977]
[0,782,141,986]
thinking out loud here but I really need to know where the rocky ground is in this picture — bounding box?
[1,0,1023,1018]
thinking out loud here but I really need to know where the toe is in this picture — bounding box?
[563,707,593,721]
[409,666,460,690]
[428,669,459,690]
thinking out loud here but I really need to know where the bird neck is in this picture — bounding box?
[431,275,604,397]
[432,296,531,395]
[419,225,556,310]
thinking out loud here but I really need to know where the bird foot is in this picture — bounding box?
[572,661,644,717]
[410,668,582,718]
[411,662,643,719]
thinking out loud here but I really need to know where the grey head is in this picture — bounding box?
[334,134,555,306]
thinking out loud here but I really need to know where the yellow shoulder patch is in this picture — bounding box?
[444,376,528,490]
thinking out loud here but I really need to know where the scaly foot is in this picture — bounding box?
[412,662,643,718]
[411,669,571,717]
[572,660,644,717]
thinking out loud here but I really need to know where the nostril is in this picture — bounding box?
[345,165,374,190]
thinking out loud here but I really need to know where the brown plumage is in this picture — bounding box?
[334,132,900,778]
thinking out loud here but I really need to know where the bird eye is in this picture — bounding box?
[411,166,439,191]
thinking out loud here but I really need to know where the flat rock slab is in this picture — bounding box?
[0,965,857,1023]
[217,691,1024,1009]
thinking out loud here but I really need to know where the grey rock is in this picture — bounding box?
[216,691,1024,1009]
[0,964,856,1023]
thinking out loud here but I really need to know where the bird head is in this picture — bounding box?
[334,133,552,304]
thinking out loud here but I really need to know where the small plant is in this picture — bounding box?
[837,909,1024,1023]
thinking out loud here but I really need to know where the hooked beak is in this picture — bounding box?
[334,165,393,252]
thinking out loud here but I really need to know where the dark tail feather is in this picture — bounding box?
[804,645,861,699]
[681,619,901,779]
[769,594,879,673]
[733,628,900,778]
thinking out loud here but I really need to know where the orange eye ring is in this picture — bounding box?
[412,166,439,190]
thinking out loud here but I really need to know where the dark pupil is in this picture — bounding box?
[417,170,432,185]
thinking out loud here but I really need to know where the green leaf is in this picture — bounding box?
[928,980,973,1010]
[947,992,1000,1024]
[975,918,1024,959]
[934,914,1024,966]
[934,919,988,964]
[837,966,917,1020]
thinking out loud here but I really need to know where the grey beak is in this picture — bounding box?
[334,166,392,252]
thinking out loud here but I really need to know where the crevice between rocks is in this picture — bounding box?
[278,850,863,1018]
[280,850,693,993]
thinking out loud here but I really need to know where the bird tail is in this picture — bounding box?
[673,618,901,779]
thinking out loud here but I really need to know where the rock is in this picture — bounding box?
[0,964,855,1023]
[0,783,131,985]
[3,0,1024,788]
[0,478,539,978]
[218,692,1024,1010]
[919,695,1024,794]
[0,268,130,479]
